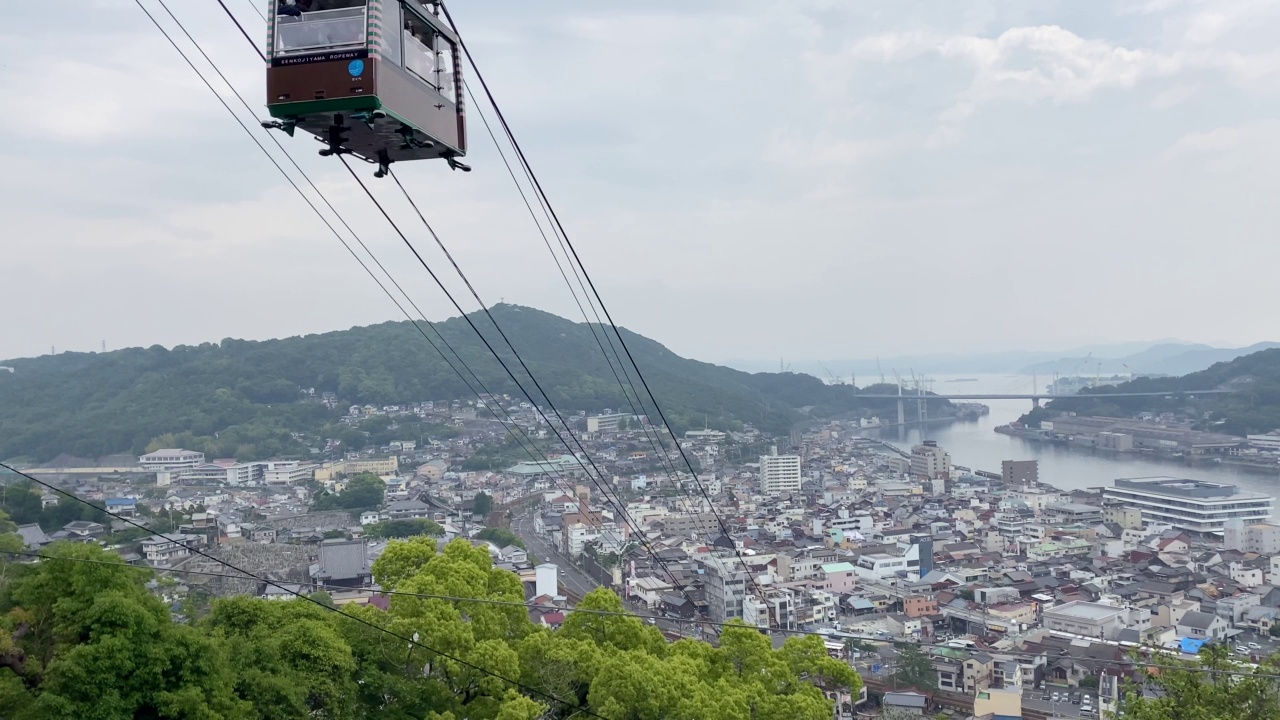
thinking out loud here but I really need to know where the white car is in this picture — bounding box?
[1236,646,1250,655]
[1248,642,1262,650]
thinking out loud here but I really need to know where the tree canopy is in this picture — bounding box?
[0,536,861,719]
[312,473,385,512]
[1119,645,1280,720]
[0,305,940,463]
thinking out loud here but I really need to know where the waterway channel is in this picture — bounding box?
[867,374,1280,497]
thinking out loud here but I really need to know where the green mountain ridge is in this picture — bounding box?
[0,304,912,463]
[1042,347,1280,436]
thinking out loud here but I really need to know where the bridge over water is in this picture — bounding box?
[850,389,1231,427]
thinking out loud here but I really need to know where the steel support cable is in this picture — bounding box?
[389,154,711,540]
[439,0,765,599]
[213,0,700,556]
[0,460,602,717]
[215,0,691,598]
[459,92,711,541]
[342,158,692,600]
[162,0,602,536]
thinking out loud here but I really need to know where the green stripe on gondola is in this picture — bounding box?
[267,96,382,118]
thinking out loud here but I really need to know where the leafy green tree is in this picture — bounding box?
[312,473,384,511]
[473,492,494,517]
[365,518,444,539]
[892,644,937,691]
[475,527,524,550]
[1119,645,1280,720]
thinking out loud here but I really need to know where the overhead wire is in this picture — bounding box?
[0,459,604,717]
[438,0,766,599]
[4,548,1275,681]
[342,158,693,599]
[205,0,685,593]
[147,0,617,554]
[460,87,713,542]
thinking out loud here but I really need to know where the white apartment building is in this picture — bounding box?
[263,460,317,485]
[185,461,261,486]
[1224,519,1280,554]
[139,449,205,473]
[909,441,951,479]
[1103,477,1273,534]
[586,413,630,433]
[759,448,802,495]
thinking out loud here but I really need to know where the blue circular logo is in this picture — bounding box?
[348,59,365,77]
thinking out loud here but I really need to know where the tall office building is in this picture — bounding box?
[759,447,802,495]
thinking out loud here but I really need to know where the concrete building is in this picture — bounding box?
[909,441,951,480]
[263,460,316,485]
[586,413,630,433]
[138,449,205,473]
[1001,459,1038,485]
[535,563,559,598]
[1224,519,1280,554]
[698,555,751,623]
[1041,601,1129,640]
[1103,477,1273,534]
[759,448,802,496]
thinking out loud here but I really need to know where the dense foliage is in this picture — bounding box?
[364,518,444,539]
[0,537,860,719]
[475,527,525,550]
[0,305,931,463]
[1120,645,1280,719]
[311,473,385,512]
[1040,347,1280,435]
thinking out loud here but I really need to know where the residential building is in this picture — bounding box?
[1001,459,1038,485]
[904,594,937,618]
[140,533,204,566]
[699,555,750,623]
[1224,519,1280,554]
[1102,477,1273,534]
[759,448,802,496]
[1177,610,1228,643]
[818,562,857,593]
[909,441,951,480]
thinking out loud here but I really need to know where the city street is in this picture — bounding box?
[513,512,600,598]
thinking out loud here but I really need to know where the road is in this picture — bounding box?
[513,512,600,599]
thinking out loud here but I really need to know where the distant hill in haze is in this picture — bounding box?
[1042,347,1280,436]
[0,305,919,464]
[730,339,1280,380]
[1019,342,1280,377]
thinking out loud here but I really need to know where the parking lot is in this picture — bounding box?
[1022,689,1098,718]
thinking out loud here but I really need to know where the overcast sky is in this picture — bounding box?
[2,0,1278,365]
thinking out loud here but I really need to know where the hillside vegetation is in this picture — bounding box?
[0,305,920,463]
[1043,347,1280,436]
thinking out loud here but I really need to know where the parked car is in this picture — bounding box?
[1071,693,1081,705]
[1248,642,1262,650]
[1236,646,1251,655]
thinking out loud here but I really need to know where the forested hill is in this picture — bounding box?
[1042,347,1280,435]
[0,305,912,463]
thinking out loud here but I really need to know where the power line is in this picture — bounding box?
[438,0,766,600]
[168,0,610,543]
[0,459,602,717]
[460,87,713,541]
[343,158,691,599]
[5,549,1275,681]
[207,0,685,594]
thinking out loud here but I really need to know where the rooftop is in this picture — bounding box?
[1112,476,1272,502]
[1043,601,1125,621]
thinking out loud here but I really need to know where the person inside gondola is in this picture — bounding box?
[277,0,314,17]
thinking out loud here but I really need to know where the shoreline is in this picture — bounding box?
[994,424,1280,476]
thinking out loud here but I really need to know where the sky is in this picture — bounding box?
[2,0,1279,365]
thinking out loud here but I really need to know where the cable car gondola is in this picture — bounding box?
[264,0,468,176]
